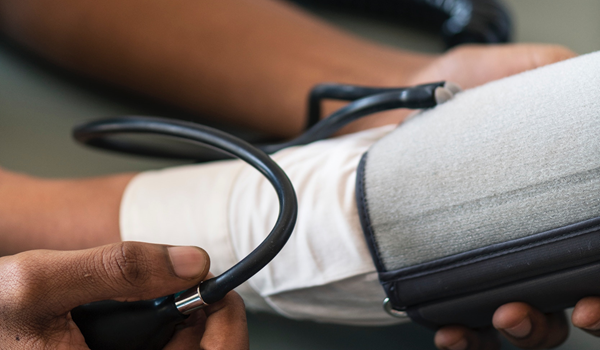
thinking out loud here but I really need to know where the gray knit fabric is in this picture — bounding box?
[364,51,600,271]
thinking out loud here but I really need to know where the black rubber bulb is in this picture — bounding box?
[71,295,187,350]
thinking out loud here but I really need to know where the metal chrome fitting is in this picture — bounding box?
[175,284,208,315]
[383,298,408,318]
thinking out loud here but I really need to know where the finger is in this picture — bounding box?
[434,325,500,350]
[1,242,210,313]
[572,297,600,336]
[164,272,239,350]
[493,302,568,349]
[469,44,576,77]
[164,311,208,350]
[199,291,249,350]
[428,43,576,90]
[474,43,576,73]
[522,44,577,70]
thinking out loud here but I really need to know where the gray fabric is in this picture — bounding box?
[363,51,600,271]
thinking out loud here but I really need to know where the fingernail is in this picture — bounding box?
[444,81,462,95]
[503,317,532,339]
[435,87,454,104]
[168,246,208,279]
[447,338,468,350]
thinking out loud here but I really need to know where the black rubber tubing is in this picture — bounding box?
[75,82,444,161]
[74,116,298,304]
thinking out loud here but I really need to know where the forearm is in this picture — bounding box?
[0,0,431,137]
[0,168,133,255]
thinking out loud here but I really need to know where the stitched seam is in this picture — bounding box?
[383,225,600,282]
[356,152,387,273]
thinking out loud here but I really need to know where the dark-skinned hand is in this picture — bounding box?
[0,242,248,349]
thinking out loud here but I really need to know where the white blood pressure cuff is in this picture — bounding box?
[356,52,600,329]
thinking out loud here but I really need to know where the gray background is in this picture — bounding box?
[1,0,599,349]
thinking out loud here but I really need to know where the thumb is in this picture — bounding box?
[501,43,576,73]
[2,242,210,313]
[418,43,576,90]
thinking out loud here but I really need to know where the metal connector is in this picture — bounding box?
[383,298,408,318]
[175,284,208,315]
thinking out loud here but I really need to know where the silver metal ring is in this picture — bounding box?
[175,284,209,315]
[383,298,408,318]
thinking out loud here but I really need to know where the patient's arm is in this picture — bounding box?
[0,118,598,349]
[0,136,585,349]
[119,52,600,349]
[0,0,574,137]
[0,168,131,254]
[1,52,599,348]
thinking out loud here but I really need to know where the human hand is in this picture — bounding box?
[341,43,576,134]
[411,43,576,91]
[434,298,600,349]
[0,242,249,349]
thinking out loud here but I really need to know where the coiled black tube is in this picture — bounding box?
[74,117,298,303]
[75,82,445,161]
[265,81,444,153]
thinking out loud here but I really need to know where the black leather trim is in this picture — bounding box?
[354,151,600,327]
[355,152,387,273]
[407,260,600,329]
[382,216,600,280]
[381,216,600,309]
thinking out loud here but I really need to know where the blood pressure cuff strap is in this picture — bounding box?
[355,52,600,329]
